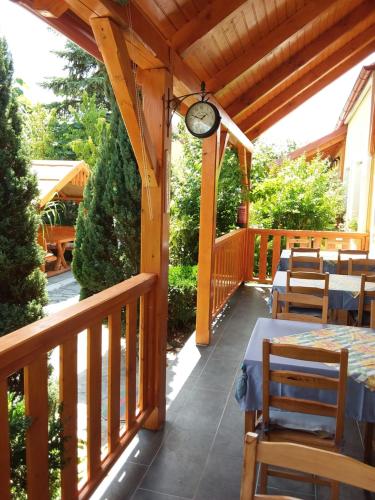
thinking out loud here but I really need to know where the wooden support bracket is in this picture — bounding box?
[90,16,160,187]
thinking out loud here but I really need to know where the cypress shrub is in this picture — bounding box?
[72,80,141,299]
[0,38,47,337]
[168,265,197,342]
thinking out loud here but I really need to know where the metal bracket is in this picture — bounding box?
[167,81,212,131]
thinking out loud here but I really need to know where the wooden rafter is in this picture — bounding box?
[228,0,375,119]
[170,0,247,56]
[246,37,375,139]
[31,0,68,18]
[206,0,338,94]
[62,0,253,152]
[288,126,347,161]
[90,16,159,186]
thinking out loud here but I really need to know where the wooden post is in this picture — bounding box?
[91,15,171,430]
[138,67,172,430]
[238,148,251,281]
[196,128,221,345]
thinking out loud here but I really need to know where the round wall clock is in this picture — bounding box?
[185,100,221,139]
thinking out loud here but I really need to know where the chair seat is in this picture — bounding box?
[269,409,335,439]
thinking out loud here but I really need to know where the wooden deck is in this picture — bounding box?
[93,284,371,500]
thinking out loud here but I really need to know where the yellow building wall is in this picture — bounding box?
[343,82,372,234]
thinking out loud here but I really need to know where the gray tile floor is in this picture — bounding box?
[92,284,374,500]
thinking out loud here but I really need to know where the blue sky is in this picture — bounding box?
[1,0,375,147]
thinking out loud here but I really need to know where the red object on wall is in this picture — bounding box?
[237,203,248,227]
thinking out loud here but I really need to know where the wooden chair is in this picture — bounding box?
[272,271,329,323]
[37,229,57,272]
[286,238,310,249]
[259,340,348,498]
[289,256,323,272]
[356,274,375,326]
[290,247,320,257]
[337,249,369,275]
[240,432,375,500]
[348,258,375,276]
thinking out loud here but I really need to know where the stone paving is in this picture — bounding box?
[45,270,80,315]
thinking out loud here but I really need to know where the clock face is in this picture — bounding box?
[185,101,221,138]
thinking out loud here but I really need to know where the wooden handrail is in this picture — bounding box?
[212,228,247,317]
[0,272,157,500]
[245,227,370,283]
[0,273,156,379]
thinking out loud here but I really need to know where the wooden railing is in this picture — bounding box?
[246,228,370,283]
[212,228,247,317]
[0,273,157,500]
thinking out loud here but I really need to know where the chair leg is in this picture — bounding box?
[259,464,268,494]
[330,480,340,500]
[364,422,374,464]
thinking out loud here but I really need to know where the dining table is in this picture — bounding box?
[272,270,375,312]
[236,317,375,462]
[278,249,375,274]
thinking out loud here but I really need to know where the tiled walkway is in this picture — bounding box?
[91,284,374,500]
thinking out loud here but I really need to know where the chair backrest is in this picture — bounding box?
[337,249,369,274]
[240,432,375,500]
[371,300,375,329]
[262,339,348,448]
[272,271,329,323]
[272,290,329,323]
[348,258,375,276]
[286,238,310,249]
[357,274,375,326]
[291,247,320,257]
[289,256,323,273]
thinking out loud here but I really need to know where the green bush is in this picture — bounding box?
[8,382,64,499]
[168,265,197,341]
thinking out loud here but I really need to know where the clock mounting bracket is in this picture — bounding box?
[166,81,212,132]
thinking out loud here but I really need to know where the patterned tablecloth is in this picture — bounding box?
[274,325,375,391]
[236,318,375,422]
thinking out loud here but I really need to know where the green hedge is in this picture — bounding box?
[168,265,197,340]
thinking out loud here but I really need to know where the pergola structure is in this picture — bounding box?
[1,1,375,498]
[31,159,90,206]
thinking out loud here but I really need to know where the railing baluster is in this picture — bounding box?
[87,323,102,480]
[25,354,49,500]
[0,380,10,500]
[60,336,78,500]
[246,229,255,281]
[126,300,137,430]
[258,233,269,283]
[108,308,121,453]
[271,235,281,279]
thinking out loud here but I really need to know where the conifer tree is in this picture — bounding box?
[72,80,141,298]
[0,38,47,336]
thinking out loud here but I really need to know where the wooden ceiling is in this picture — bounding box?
[15,0,375,142]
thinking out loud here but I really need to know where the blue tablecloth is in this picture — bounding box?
[271,270,375,311]
[236,318,375,423]
[278,250,338,273]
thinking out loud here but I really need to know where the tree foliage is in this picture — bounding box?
[0,37,47,338]
[41,40,107,114]
[250,154,345,230]
[170,121,242,266]
[72,80,141,299]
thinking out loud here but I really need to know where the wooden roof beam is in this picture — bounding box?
[90,16,159,186]
[288,126,347,161]
[245,37,375,140]
[62,0,253,152]
[242,25,375,134]
[170,0,247,56]
[206,0,338,94]
[228,0,375,119]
